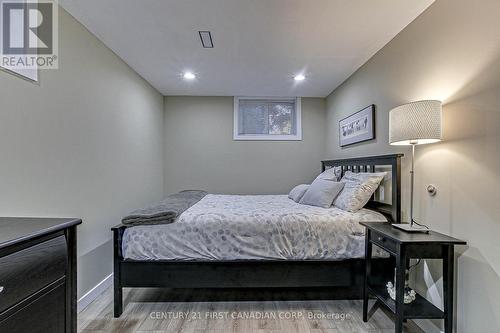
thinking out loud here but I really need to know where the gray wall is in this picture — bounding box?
[164,96,326,195]
[325,0,500,332]
[0,8,164,298]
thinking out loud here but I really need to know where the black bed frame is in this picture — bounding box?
[112,154,403,317]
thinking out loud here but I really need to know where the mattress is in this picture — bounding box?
[122,194,387,261]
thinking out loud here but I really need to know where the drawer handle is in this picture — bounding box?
[378,237,385,242]
[0,286,3,293]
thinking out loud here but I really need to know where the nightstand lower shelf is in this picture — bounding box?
[367,284,444,320]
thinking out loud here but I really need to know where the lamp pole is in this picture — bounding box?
[410,142,416,227]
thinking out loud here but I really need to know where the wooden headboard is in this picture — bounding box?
[321,154,403,223]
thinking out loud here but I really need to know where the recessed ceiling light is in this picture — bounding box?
[294,74,305,81]
[183,72,196,80]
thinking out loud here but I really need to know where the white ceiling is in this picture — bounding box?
[60,0,434,97]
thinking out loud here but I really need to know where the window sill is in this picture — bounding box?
[233,134,302,141]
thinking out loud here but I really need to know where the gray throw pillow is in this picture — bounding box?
[315,166,342,181]
[299,178,345,208]
[334,171,387,212]
[288,184,310,203]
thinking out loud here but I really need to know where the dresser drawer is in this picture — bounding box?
[0,279,66,333]
[371,230,398,254]
[0,235,67,313]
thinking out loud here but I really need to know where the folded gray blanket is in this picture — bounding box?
[122,190,207,226]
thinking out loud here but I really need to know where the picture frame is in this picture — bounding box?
[339,104,375,147]
[0,1,39,83]
[0,65,38,82]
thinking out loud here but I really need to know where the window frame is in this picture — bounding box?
[233,96,302,141]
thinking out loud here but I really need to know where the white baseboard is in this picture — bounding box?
[414,319,443,333]
[77,273,113,313]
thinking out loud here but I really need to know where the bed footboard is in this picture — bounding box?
[111,223,394,318]
[112,224,126,317]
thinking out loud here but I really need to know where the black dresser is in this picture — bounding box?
[0,217,81,333]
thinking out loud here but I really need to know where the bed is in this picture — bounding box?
[112,154,402,317]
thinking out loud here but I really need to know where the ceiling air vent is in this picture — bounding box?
[198,31,214,48]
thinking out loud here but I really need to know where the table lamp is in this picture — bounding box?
[389,100,442,232]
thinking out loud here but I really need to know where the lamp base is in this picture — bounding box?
[392,223,430,233]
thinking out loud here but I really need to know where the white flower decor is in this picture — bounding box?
[386,282,417,304]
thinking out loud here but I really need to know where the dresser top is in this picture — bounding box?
[360,222,466,244]
[0,217,82,250]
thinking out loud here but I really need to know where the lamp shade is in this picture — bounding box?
[389,100,442,146]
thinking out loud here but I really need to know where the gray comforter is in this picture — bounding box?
[122,194,388,261]
[122,190,207,226]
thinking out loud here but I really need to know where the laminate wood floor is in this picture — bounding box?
[78,287,424,333]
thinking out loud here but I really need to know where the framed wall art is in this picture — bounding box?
[339,104,375,147]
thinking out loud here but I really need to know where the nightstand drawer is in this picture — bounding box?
[0,235,67,313]
[371,230,398,254]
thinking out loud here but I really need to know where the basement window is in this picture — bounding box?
[233,97,302,141]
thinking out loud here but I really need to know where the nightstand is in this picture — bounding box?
[360,222,466,333]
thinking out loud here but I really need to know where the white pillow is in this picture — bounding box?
[333,171,386,212]
[299,178,345,208]
[288,184,309,202]
[316,166,342,181]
